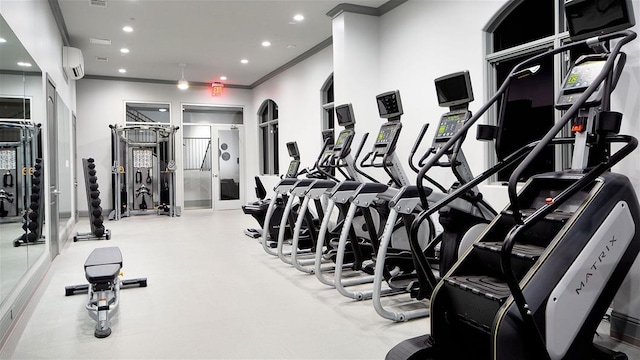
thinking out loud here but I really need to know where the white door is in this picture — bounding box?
[211,125,244,210]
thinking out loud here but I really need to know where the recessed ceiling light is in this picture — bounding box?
[0,38,6,43]
[159,108,167,112]
[120,47,130,54]
[17,62,32,67]
[293,14,304,21]
[261,41,271,47]
[240,59,249,64]
[122,26,133,32]
[118,68,126,73]
[220,76,227,81]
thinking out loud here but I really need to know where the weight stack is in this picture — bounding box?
[14,158,45,247]
[74,158,111,242]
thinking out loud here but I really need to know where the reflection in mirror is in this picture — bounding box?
[57,95,72,236]
[125,102,170,124]
[0,14,43,305]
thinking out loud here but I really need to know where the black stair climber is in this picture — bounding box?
[431,204,570,358]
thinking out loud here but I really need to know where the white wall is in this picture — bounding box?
[250,46,334,187]
[75,79,252,213]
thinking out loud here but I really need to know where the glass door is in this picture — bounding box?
[183,124,212,209]
[212,125,243,210]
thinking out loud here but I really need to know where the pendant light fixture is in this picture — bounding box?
[177,63,189,90]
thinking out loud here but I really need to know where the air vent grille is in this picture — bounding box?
[90,0,107,7]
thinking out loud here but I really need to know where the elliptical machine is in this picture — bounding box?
[242,140,306,240]
[387,0,639,358]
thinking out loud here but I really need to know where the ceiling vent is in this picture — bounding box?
[63,46,85,80]
[90,0,107,7]
[96,56,109,62]
[90,38,111,45]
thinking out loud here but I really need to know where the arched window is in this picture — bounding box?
[485,0,586,181]
[258,99,278,175]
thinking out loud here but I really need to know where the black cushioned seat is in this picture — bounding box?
[86,264,121,283]
[84,247,123,283]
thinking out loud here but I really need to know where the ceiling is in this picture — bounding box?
[56,0,391,88]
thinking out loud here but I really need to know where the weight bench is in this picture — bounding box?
[65,247,147,338]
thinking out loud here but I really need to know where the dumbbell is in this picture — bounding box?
[94,226,105,237]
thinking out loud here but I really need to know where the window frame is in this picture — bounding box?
[258,99,279,175]
[484,0,574,183]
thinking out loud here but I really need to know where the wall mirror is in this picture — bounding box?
[0,14,44,305]
[56,94,73,238]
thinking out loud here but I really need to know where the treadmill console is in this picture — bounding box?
[556,56,607,110]
[376,90,403,119]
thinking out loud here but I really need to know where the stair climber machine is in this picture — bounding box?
[369,72,497,321]
[387,0,639,359]
[314,103,385,287]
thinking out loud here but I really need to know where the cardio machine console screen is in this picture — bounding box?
[374,122,402,154]
[434,71,474,108]
[285,160,300,178]
[376,90,403,118]
[556,58,606,109]
[334,129,353,153]
[335,104,356,127]
[434,112,469,144]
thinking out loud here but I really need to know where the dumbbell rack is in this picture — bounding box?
[74,158,111,241]
[14,158,45,246]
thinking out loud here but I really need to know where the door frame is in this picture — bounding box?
[211,124,244,210]
[46,75,59,258]
[180,103,245,211]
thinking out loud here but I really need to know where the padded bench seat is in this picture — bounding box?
[84,247,123,284]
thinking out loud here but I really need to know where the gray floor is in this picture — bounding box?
[0,210,425,359]
[0,209,638,359]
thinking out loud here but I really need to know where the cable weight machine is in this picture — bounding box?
[109,124,179,220]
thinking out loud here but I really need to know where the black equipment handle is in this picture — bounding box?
[409,123,429,174]
[3,172,13,188]
[146,169,152,184]
[507,30,636,224]
[135,169,142,184]
[352,133,382,183]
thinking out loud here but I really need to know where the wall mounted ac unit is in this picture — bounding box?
[63,46,85,80]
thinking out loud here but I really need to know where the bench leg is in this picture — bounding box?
[94,290,112,338]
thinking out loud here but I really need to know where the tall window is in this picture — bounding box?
[486,0,581,182]
[258,99,278,175]
[321,74,335,134]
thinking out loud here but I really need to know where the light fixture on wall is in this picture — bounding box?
[177,63,189,90]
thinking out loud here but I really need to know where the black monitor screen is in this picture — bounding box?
[376,90,403,118]
[435,71,473,107]
[565,0,636,41]
[286,142,300,159]
[322,129,335,149]
[335,104,355,127]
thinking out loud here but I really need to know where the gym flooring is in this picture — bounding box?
[0,209,637,359]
